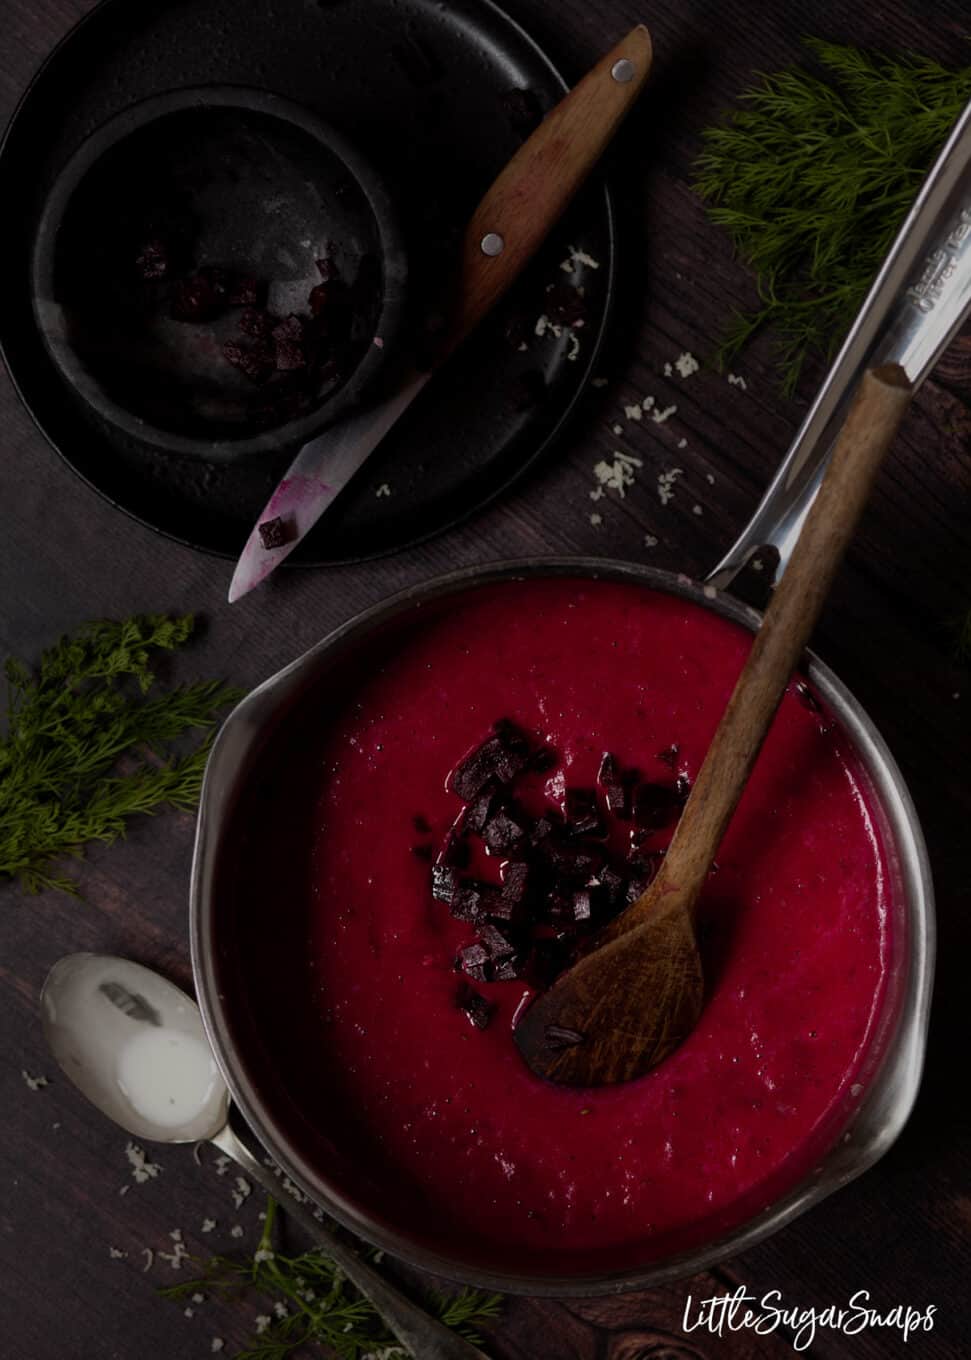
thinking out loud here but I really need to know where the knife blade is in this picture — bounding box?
[228,367,428,602]
[228,23,652,603]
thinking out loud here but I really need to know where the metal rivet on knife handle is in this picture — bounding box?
[480,232,505,257]
[611,59,636,83]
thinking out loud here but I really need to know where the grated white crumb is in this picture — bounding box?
[230,1225,244,1239]
[52,1123,60,1131]
[192,1293,205,1305]
[593,451,642,499]
[21,1070,50,1091]
[257,1212,266,1222]
[535,313,559,339]
[158,1229,189,1271]
[704,584,717,599]
[657,468,683,506]
[231,1176,252,1209]
[727,373,747,390]
[126,1141,162,1184]
[644,534,658,548]
[184,1308,194,1319]
[663,362,672,377]
[141,1248,154,1273]
[675,351,699,378]
[591,377,608,389]
[752,559,764,572]
[641,395,654,411]
[375,483,392,498]
[954,692,961,700]
[566,332,581,362]
[201,1219,216,1234]
[623,404,643,421]
[254,1248,275,1264]
[693,504,703,516]
[109,1247,126,1260]
[589,513,603,527]
[373,335,384,349]
[706,473,715,484]
[211,1340,224,1354]
[214,1155,231,1177]
[255,1316,271,1335]
[589,485,605,502]
[677,437,687,449]
[560,244,601,274]
[651,403,677,424]
[612,423,623,435]
[274,1302,288,1320]
[119,1185,129,1196]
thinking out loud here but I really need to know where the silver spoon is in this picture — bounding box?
[41,953,492,1360]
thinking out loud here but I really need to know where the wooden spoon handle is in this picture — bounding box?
[646,364,913,917]
[436,25,652,361]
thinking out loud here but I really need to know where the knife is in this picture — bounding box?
[228,24,652,603]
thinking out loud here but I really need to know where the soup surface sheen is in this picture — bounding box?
[232,580,889,1271]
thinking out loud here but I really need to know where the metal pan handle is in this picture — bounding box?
[707,99,971,591]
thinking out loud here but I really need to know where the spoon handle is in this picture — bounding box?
[651,365,913,913]
[208,1122,493,1360]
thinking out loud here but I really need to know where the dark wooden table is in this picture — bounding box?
[3,1,970,1357]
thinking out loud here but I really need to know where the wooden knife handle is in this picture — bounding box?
[436,24,652,361]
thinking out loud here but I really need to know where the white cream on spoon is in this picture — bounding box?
[116,1026,220,1129]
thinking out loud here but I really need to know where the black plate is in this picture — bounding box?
[0,0,615,564]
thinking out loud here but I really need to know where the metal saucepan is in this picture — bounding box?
[189,102,971,1292]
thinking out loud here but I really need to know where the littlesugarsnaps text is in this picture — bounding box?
[682,1287,936,1351]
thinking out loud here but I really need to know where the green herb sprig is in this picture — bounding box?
[694,38,971,391]
[161,1198,502,1359]
[0,614,243,894]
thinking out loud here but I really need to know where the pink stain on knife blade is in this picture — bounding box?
[227,475,334,603]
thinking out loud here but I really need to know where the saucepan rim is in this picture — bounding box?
[190,556,934,1296]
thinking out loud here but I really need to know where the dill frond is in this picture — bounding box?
[0,614,243,894]
[162,1198,502,1359]
[694,38,971,391]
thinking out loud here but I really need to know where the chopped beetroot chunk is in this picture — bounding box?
[272,314,305,344]
[564,788,603,837]
[257,515,293,550]
[452,735,528,801]
[239,307,275,338]
[275,338,306,372]
[456,983,493,1030]
[431,864,459,906]
[482,805,527,855]
[431,718,689,1013]
[223,338,275,384]
[458,942,490,980]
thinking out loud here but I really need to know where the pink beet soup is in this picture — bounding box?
[222,577,890,1275]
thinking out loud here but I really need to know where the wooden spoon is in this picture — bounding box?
[514,364,913,1087]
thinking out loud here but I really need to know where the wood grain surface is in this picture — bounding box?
[2,1,970,1358]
